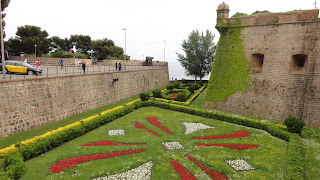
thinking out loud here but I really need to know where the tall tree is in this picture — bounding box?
[91,38,124,60]
[69,34,91,54]
[7,25,50,56]
[177,29,216,81]
[50,36,71,52]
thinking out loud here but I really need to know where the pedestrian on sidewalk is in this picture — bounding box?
[82,60,86,74]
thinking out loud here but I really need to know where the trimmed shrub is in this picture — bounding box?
[182,79,188,84]
[197,80,203,86]
[166,84,174,90]
[173,82,180,89]
[152,89,162,98]
[1,151,25,179]
[284,117,305,134]
[188,85,195,93]
[176,93,187,102]
[139,93,150,101]
[193,84,201,90]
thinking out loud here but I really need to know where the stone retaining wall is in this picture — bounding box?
[0,68,170,138]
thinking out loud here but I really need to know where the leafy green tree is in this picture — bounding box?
[7,25,50,56]
[50,36,71,52]
[91,38,124,60]
[1,0,11,37]
[177,29,216,81]
[69,34,91,54]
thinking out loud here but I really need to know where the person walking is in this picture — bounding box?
[60,59,63,69]
[24,59,27,64]
[77,60,81,70]
[115,62,118,70]
[82,60,86,74]
[119,62,122,71]
[36,60,41,70]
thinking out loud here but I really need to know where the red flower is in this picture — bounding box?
[186,155,228,180]
[81,141,147,147]
[146,117,172,134]
[170,160,197,180]
[134,122,162,137]
[196,144,258,150]
[50,150,145,173]
[193,131,251,140]
[170,94,177,98]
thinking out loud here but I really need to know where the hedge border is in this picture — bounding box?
[0,100,303,180]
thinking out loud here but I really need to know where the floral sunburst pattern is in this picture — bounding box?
[24,107,287,179]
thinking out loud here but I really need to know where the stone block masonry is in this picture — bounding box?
[0,68,170,138]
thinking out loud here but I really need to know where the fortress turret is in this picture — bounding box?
[217,2,230,25]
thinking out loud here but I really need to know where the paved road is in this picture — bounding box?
[0,65,165,81]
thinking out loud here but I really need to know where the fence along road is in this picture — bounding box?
[0,65,166,81]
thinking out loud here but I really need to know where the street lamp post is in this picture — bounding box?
[122,28,126,60]
[0,2,6,78]
[164,40,166,62]
[34,45,37,57]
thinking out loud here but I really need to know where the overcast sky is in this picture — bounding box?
[3,0,319,79]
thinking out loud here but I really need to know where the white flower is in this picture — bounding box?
[182,122,214,135]
[225,159,255,171]
[162,142,184,150]
[108,129,125,136]
[93,161,153,180]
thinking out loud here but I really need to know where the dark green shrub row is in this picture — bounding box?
[139,93,150,101]
[19,105,136,160]
[166,84,174,90]
[176,93,187,102]
[152,89,162,98]
[0,151,25,179]
[286,134,304,180]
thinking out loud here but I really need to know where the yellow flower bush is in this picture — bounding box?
[126,99,141,106]
[0,106,125,157]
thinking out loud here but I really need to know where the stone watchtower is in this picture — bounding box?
[206,3,320,128]
[216,2,230,25]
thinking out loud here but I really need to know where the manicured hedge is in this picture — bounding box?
[0,152,25,179]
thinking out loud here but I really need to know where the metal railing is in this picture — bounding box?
[0,65,166,81]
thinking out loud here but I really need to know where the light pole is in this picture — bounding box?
[122,28,126,60]
[34,45,37,57]
[0,2,6,78]
[163,40,166,62]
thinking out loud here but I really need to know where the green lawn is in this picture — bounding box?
[21,107,287,180]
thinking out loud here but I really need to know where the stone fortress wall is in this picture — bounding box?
[205,3,320,128]
[0,67,170,138]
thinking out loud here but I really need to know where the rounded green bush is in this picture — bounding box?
[284,117,305,134]
[173,82,180,89]
[139,93,150,101]
[176,93,187,102]
[152,89,162,98]
[166,84,174,90]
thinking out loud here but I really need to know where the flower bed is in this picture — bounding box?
[134,122,162,137]
[193,131,250,140]
[108,129,125,136]
[196,144,258,150]
[186,155,228,180]
[182,122,214,135]
[170,160,196,180]
[50,150,145,173]
[93,161,153,180]
[81,141,147,147]
[146,117,172,134]
[225,159,255,171]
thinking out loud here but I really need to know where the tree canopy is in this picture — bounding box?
[7,25,50,56]
[91,38,124,60]
[177,29,216,81]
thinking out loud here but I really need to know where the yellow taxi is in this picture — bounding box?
[0,61,42,75]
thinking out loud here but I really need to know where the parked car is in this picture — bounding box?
[0,61,42,75]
